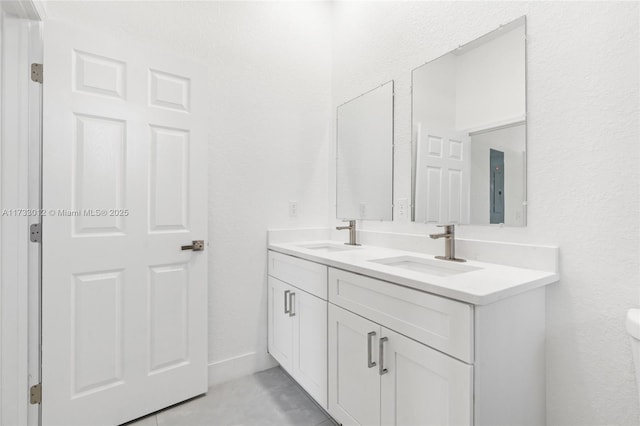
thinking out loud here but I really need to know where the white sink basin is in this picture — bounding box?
[369,255,481,277]
[297,242,359,253]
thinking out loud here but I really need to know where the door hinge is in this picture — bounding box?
[31,63,43,84]
[30,383,41,404]
[30,223,41,243]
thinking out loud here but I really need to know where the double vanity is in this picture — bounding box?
[267,232,559,426]
[267,14,557,426]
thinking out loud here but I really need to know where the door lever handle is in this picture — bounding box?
[181,240,205,251]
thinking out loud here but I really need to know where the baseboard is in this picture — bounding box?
[207,351,278,388]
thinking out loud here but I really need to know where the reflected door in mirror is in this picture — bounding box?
[414,124,470,224]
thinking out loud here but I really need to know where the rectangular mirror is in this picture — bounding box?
[411,16,526,226]
[337,81,394,220]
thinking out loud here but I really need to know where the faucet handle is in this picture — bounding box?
[436,224,455,234]
[336,219,356,231]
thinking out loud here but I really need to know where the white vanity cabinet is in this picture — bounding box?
[267,251,328,408]
[327,267,546,426]
[328,304,472,426]
[267,246,549,426]
[327,268,473,426]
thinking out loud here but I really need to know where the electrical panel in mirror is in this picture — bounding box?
[412,16,526,226]
[337,81,394,221]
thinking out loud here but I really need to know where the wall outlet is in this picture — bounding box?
[289,201,298,218]
[359,202,367,218]
[397,198,408,219]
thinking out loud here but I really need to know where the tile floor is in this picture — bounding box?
[126,367,334,426]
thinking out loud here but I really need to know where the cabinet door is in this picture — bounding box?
[328,305,381,426]
[292,290,328,409]
[268,277,293,371]
[380,328,472,426]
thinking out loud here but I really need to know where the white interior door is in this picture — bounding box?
[415,124,470,224]
[42,20,208,425]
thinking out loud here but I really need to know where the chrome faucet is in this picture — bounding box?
[429,224,466,262]
[336,220,360,246]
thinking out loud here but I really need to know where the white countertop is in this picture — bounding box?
[268,240,559,305]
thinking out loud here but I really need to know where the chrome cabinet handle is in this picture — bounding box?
[289,292,296,317]
[284,290,290,314]
[367,332,377,368]
[379,337,388,375]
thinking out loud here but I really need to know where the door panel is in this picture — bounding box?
[73,114,126,234]
[292,290,327,409]
[381,328,473,426]
[149,126,190,231]
[72,270,124,396]
[328,305,381,426]
[148,263,189,372]
[268,277,293,371]
[42,20,207,425]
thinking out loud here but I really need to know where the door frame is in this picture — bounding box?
[0,1,44,425]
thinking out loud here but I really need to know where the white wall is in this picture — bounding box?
[413,24,525,133]
[46,0,332,385]
[332,2,639,425]
[455,23,525,131]
[413,53,457,132]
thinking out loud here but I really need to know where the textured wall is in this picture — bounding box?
[47,0,333,383]
[331,2,639,425]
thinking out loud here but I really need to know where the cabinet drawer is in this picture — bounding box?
[268,251,328,300]
[329,268,473,363]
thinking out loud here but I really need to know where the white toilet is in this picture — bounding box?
[627,308,640,401]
